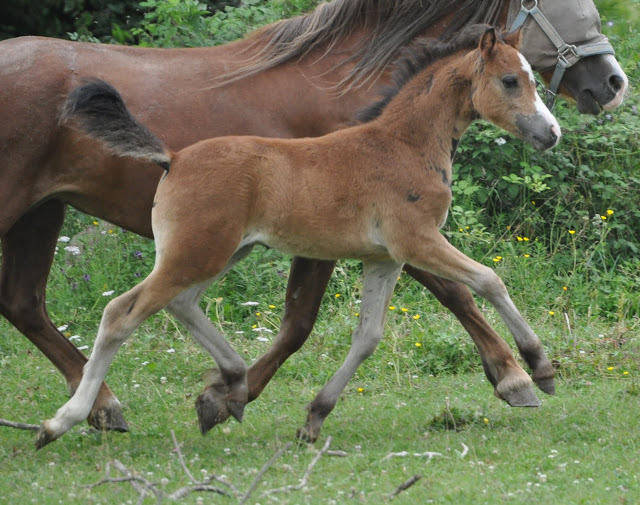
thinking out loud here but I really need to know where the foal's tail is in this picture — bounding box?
[60,79,172,171]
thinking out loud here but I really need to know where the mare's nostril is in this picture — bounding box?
[549,129,558,145]
[609,74,625,93]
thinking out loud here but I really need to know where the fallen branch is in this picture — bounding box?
[0,418,39,431]
[382,450,442,461]
[262,436,333,496]
[167,429,232,500]
[388,474,422,500]
[240,442,292,504]
[86,459,163,505]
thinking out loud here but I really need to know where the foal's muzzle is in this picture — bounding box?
[517,113,562,151]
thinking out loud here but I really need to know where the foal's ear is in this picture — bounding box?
[479,28,497,60]
[504,27,523,50]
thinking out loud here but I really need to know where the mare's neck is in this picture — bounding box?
[375,51,477,164]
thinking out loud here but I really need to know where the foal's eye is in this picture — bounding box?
[501,76,519,89]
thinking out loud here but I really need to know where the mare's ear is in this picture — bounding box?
[479,27,497,60]
[503,27,523,50]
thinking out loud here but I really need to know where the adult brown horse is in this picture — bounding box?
[0,0,627,431]
[38,25,561,447]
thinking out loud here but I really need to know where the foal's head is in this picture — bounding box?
[471,28,561,151]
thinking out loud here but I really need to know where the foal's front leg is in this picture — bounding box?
[297,261,402,443]
[397,232,551,404]
[405,266,554,396]
[404,266,545,405]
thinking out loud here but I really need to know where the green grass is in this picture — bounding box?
[1,240,639,503]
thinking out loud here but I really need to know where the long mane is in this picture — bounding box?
[215,0,504,90]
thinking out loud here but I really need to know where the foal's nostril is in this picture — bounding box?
[609,74,625,93]
[549,128,558,145]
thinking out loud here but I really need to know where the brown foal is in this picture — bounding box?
[37,26,560,447]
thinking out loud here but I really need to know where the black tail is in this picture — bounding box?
[60,79,171,171]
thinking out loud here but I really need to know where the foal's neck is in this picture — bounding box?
[375,51,476,163]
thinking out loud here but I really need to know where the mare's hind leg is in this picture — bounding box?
[247,257,336,402]
[404,266,544,405]
[297,261,402,443]
[36,271,188,448]
[0,200,127,431]
[406,266,554,396]
[166,285,248,435]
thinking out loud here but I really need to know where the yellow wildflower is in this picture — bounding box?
[606,209,614,216]
[268,304,276,309]
[256,312,261,317]
[357,387,364,393]
[389,306,396,311]
[413,314,420,320]
[568,230,576,235]
[415,342,422,347]
[601,215,607,220]
[548,311,555,315]
[517,236,523,242]
[607,366,614,371]
[483,418,489,425]
[335,293,341,298]
[623,371,629,375]
[401,307,408,312]
[524,254,530,258]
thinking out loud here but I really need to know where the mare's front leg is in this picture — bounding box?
[0,200,127,431]
[297,261,402,443]
[247,257,336,402]
[404,266,546,404]
[397,232,553,403]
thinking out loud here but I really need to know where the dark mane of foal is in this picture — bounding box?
[215,0,504,89]
[356,25,500,123]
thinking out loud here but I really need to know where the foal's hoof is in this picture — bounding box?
[533,376,556,396]
[500,383,541,407]
[35,424,58,450]
[195,388,246,435]
[87,404,129,432]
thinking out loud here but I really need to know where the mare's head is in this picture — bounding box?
[470,27,560,151]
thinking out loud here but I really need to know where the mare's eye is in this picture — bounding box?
[502,75,519,89]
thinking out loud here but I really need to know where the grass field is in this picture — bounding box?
[1,2,640,503]
[1,244,639,504]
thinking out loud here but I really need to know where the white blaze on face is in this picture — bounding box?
[518,52,561,146]
[601,54,628,111]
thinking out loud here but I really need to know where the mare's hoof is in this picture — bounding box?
[35,425,57,450]
[295,426,317,444]
[87,405,129,432]
[195,389,230,435]
[533,377,556,395]
[500,383,541,407]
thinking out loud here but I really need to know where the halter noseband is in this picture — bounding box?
[509,0,615,108]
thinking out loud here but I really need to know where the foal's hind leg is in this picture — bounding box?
[404,267,544,405]
[247,257,336,402]
[297,261,402,443]
[166,285,248,435]
[36,272,186,448]
[0,200,127,431]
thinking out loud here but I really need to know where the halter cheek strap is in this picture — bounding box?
[509,0,615,108]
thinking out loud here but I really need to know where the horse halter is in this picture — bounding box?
[509,0,615,108]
